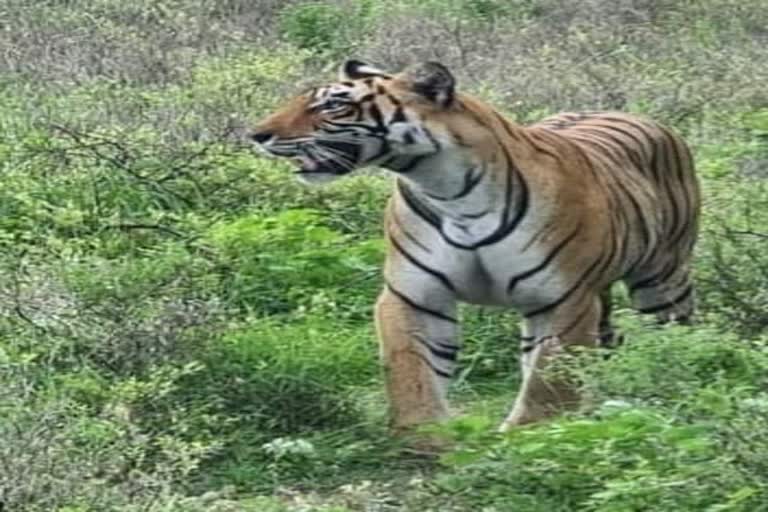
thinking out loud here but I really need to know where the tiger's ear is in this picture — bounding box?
[339,59,388,80]
[402,61,456,107]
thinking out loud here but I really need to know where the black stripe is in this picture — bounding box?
[460,209,490,219]
[322,125,362,135]
[615,204,633,276]
[397,180,442,229]
[612,177,653,272]
[662,135,690,247]
[507,224,581,293]
[386,283,457,323]
[472,156,528,248]
[326,119,381,136]
[468,161,529,248]
[637,284,693,314]
[524,225,618,318]
[435,339,459,351]
[597,116,658,164]
[521,221,555,252]
[428,165,486,201]
[391,213,432,253]
[599,213,622,280]
[658,127,693,247]
[423,127,441,153]
[521,335,557,352]
[579,123,647,169]
[391,106,406,123]
[413,351,453,378]
[397,155,427,173]
[599,187,633,279]
[368,103,386,133]
[628,257,679,291]
[653,135,681,248]
[511,117,564,160]
[413,333,458,361]
[557,302,596,338]
[389,235,456,291]
[526,131,562,161]
[493,112,524,142]
[564,131,628,169]
[522,256,603,318]
[364,138,392,166]
[397,151,528,250]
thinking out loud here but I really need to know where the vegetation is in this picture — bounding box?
[1,0,767,510]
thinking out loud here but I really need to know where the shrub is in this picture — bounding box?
[198,315,377,434]
[427,321,768,511]
[696,179,768,335]
[277,1,376,56]
[0,353,221,511]
[578,319,768,412]
[207,208,383,314]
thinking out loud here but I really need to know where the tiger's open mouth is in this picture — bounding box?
[289,141,362,176]
[291,156,351,176]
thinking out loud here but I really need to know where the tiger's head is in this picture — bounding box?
[248,60,498,184]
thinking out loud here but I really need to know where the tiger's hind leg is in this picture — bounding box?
[626,262,695,324]
[598,287,624,348]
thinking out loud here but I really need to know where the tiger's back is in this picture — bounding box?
[532,111,700,321]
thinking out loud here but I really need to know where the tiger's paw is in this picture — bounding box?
[390,424,455,457]
[598,330,625,349]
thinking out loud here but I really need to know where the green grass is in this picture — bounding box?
[1,0,768,510]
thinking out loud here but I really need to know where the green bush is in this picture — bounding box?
[203,315,377,433]
[179,315,381,491]
[426,322,768,511]
[207,208,383,314]
[435,409,735,511]
[578,319,768,412]
[455,306,522,384]
[696,179,768,335]
[0,353,221,511]
[278,1,376,56]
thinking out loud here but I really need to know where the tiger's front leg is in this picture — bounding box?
[499,294,602,430]
[375,285,460,433]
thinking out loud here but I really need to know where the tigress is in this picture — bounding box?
[248,60,700,433]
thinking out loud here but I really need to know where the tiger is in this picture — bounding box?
[248,60,700,433]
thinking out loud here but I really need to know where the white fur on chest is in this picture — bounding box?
[388,224,567,310]
[475,240,568,309]
[440,216,499,246]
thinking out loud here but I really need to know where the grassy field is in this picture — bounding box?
[1,1,768,510]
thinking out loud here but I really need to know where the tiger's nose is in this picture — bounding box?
[248,131,274,145]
